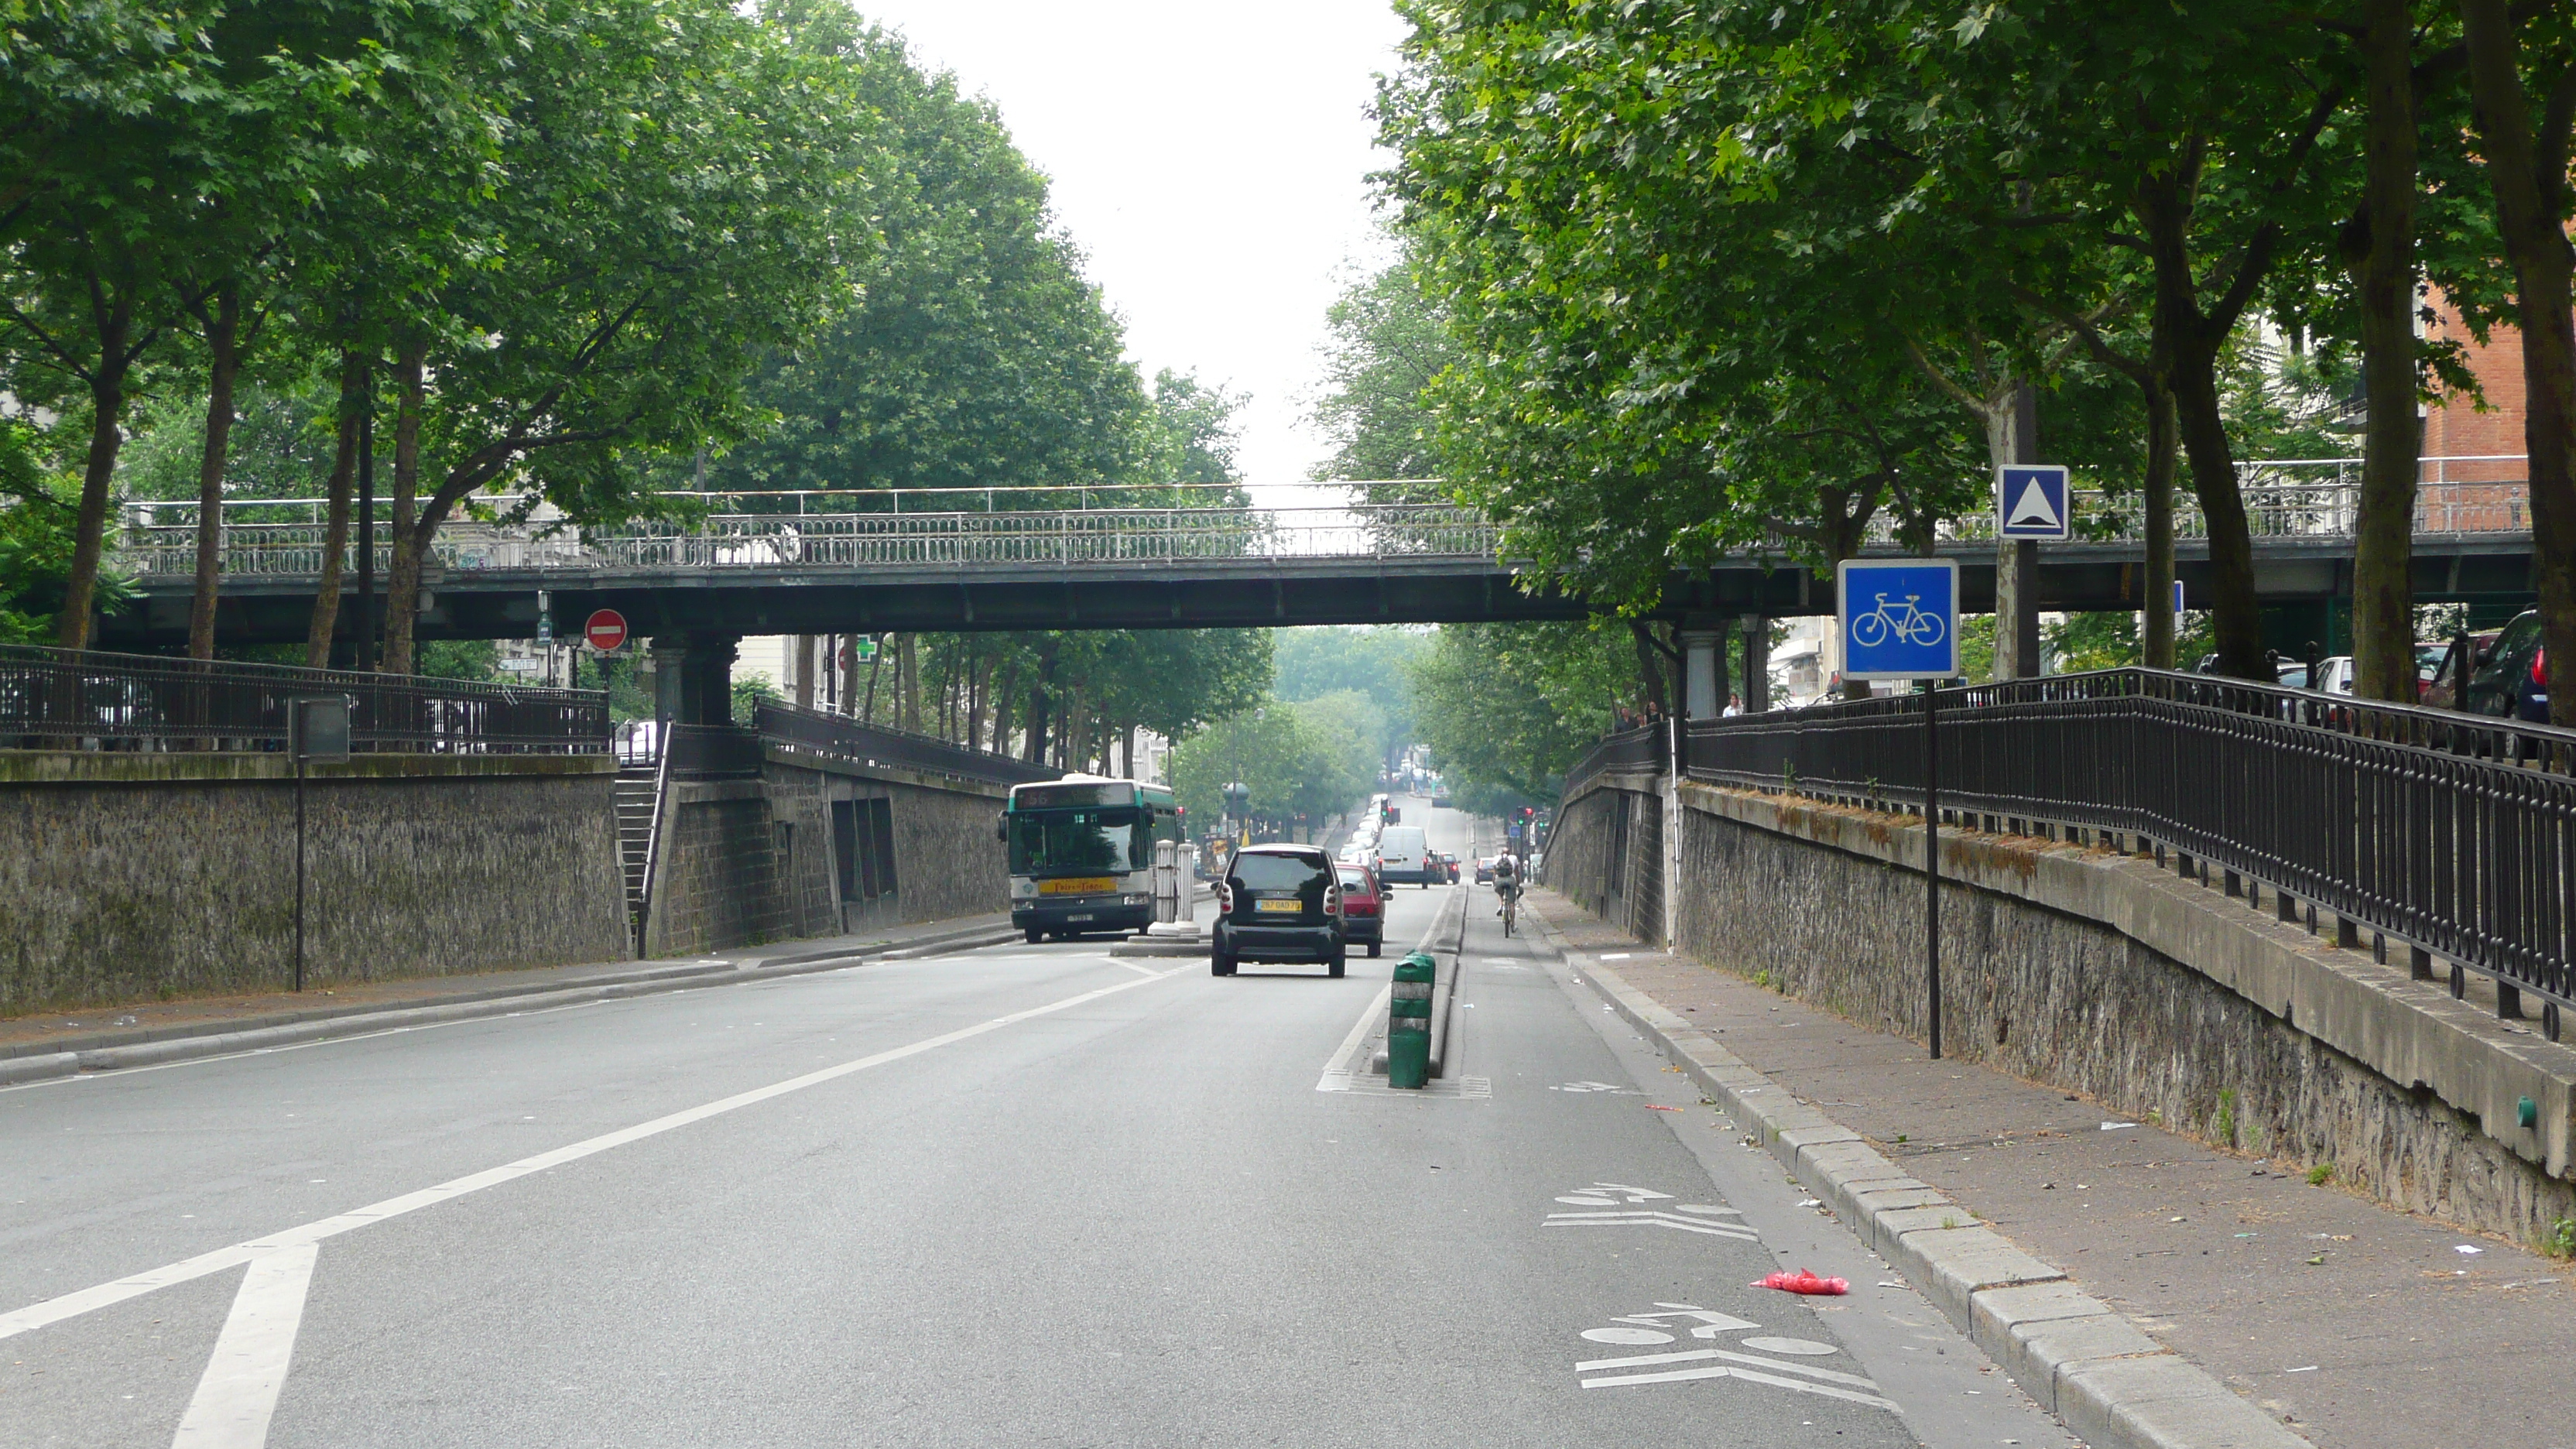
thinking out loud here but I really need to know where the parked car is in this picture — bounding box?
[2468,609,2550,722]
[1213,844,1346,978]
[2424,629,2502,711]
[2312,656,2355,696]
[1334,863,1385,957]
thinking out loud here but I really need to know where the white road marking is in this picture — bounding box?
[1740,1336,1841,1356]
[1579,1361,1899,1410]
[1109,959,1163,978]
[170,1244,318,1449]
[1543,1211,1761,1241]
[1576,1345,1882,1388]
[0,965,1194,1344]
[1315,984,1392,1090]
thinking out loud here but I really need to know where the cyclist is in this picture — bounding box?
[1492,851,1522,933]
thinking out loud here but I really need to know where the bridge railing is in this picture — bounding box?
[1582,669,2575,1028]
[1561,721,1671,795]
[108,499,1502,580]
[107,460,2535,584]
[0,645,609,754]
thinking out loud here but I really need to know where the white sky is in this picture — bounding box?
[849,1,1412,489]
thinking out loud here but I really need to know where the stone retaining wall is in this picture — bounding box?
[0,752,627,1012]
[1552,771,2576,1245]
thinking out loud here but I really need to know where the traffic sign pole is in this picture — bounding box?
[1838,558,1960,1060]
[1923,679,1941,1060]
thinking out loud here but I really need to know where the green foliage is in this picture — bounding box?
[2214,1089,2239,1150]
[2306,1163,2335,1187]
[0,419,130,640]
[709,14,1149,499]
[1309,252,1456,484]
[2045,614,2143,675]
[1406,622,1632,806]
[1168,704,1371,834]
[412,640,500,683]
[1272,626,1429,762]
[732,673,785,726]
[2546,1218,2576,1260]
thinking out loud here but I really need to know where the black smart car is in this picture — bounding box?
[1213,844,1347,978]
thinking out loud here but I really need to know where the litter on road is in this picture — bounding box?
[1752,1269,1849,1296]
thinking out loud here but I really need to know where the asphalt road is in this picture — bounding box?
[4,797,2072,1448]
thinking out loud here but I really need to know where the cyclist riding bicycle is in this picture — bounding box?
[1492,852,1522,918]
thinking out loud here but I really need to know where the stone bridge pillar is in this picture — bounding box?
[1680,623,1726,718]
[652,633,742,726]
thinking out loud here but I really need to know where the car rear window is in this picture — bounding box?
[1232,853,1325,891]
[1336,868,1369,889]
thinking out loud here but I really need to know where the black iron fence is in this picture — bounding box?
[1560,668,2576,1028]
[754,702,1060,786]
[1561,721,1671,793]
[0,644,608,754]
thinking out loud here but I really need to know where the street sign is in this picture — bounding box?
[584,608,628,653]
[290,697,351,762]
[2173,579,2186,615]
[1997,464,2072,540]
[1837,559,1960,680]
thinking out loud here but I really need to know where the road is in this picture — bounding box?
[4,798,2071,1447]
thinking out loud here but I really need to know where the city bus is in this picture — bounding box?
[1002,776,1185,942]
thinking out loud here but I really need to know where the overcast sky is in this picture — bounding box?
[850,1,1413,489]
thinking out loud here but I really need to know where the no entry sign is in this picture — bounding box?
[583,609,628,653]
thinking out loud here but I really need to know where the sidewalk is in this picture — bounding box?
[1523,887,2575,1449]
[0,910,1017,1067]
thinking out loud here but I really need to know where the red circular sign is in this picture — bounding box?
[583,609,628,653]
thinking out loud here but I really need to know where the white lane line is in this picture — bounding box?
[170,1244,319,1448]
[1315,983,1392,1090]
[0,964,1196,1344]
[1542,1214,1760,1240]
[1110,959,1163,978]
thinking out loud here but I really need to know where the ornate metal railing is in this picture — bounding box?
[1581,669,2576,1029]
[106,461,2539,585]
[0,645,608,753]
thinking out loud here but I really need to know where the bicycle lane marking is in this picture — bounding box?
[0,963,1200,1344]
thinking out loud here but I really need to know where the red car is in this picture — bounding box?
[1335,863,1386,957]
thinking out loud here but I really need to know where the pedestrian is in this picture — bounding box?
[1721,694,1742,718]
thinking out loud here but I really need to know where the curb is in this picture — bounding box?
[0,920,1023,1088]
[1549,934,2306,1449]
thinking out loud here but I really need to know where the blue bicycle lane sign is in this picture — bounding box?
[1838,559,1960,680]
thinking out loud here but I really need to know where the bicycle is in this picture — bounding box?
[1498,883,1519,937]
[1850,592,1947,649]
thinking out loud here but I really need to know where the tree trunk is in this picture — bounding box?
[2347,0,2424,702]
[1023,644,1055,763]
[2458,0,2576,728]
[794,635,816,710]
[2142,378,2181,668]
[2169,359,2269,678]
[186,284,241,660]
[1628,621,1667,716]
[862,635,885,724]
[1123,723,1138,780]
[379,341,429,676]
[897,634,920,732]
[55,294,135,652]
[991,660,1018,755]
[1989,383,2041,681]
[303,351,367,669]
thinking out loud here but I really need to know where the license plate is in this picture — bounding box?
[1067,913,1094,922]
[1255,899,1302,914]
[1040,878,1115,896]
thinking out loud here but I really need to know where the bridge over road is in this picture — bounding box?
[97,467,2540,649]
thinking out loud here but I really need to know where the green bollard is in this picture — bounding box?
[1388,952,1435,1089]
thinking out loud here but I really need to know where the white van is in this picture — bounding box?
[1374,824,1436,887]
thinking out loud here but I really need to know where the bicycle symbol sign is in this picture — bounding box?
[1838,560,1959,680]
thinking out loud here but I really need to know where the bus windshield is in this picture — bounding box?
[1009,807,1145,875]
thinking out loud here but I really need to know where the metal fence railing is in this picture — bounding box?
[1598,669,2574,1033]
[107,460,2537,586]
[1561,721,1672,794]
[0,645,608,754]
[754,702,1060,787]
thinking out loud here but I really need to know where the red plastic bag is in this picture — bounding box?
[1752,1269,1849,1296]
